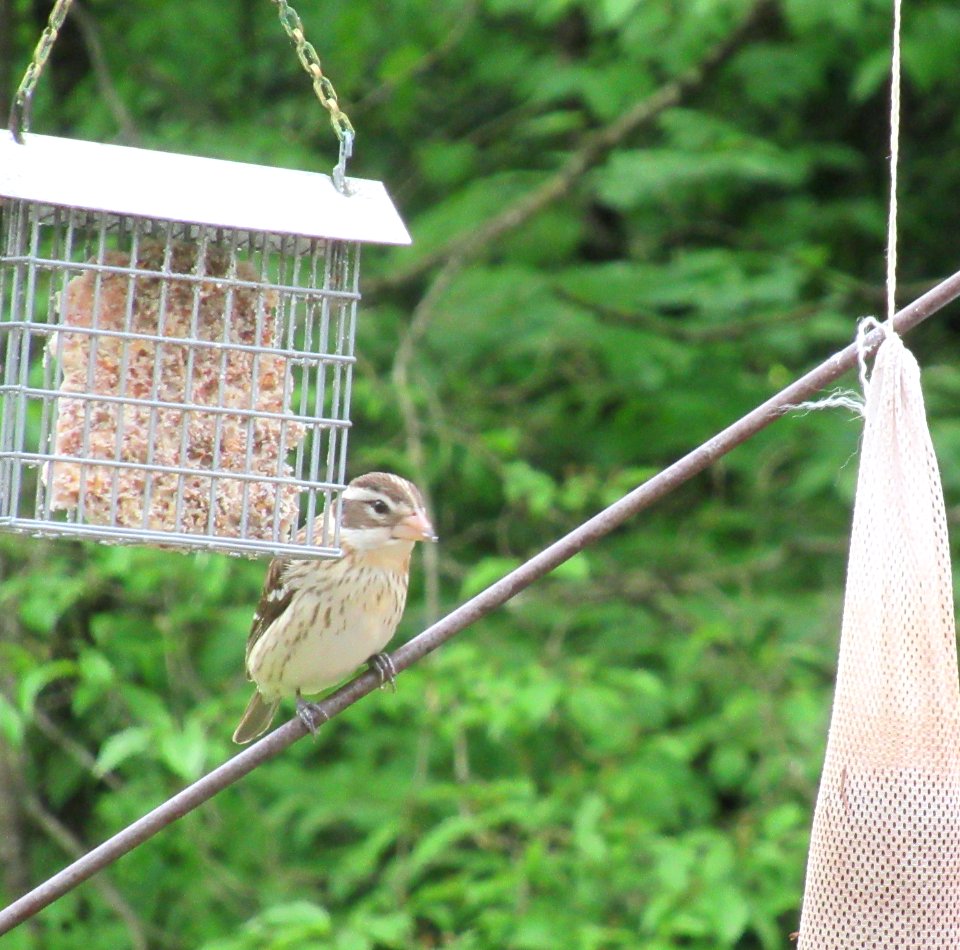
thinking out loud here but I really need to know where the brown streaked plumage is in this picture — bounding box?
[232,472,437,744]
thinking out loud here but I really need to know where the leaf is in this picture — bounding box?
[216,901,334,950]
[503,461,556,516]
[572,793,608,862]
[598,145,807,211]
[18,575,88,632]
[460,557,521,600]
[417,139,478,188]
[354,911,413,945]
[17,660,77,715]
[72,649,117,716]
[94,727,152,777]
[552,552,590,583]
[0,693,24,747]
[597,0,643,28]
[850,48,891,103]
[397,806,523,882]
[158,718,209,782]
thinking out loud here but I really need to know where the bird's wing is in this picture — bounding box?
[244,558,295,674]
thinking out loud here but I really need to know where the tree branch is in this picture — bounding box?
[69,1,141,145]
[0,734,34,939]
[0,0,13,122]
[557,289,826,342]
[22,793,154,950]
[390,255,467,623]
[32,709,124,792]
[368,0,771,294]
[354,0,480,113]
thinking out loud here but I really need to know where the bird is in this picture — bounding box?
[232,471,437,744]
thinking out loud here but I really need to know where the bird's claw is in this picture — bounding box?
[295,691,328,738]
[368,652,397,692]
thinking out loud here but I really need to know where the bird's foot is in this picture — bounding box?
[368,652,397,692]
[295,690,328,738]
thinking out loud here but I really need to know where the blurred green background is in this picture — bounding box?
[3,0,960,947]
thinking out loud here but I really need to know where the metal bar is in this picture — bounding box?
[301,241,327,541]
[237,232,258,538]
[37,208,73,520]
[0,254,361,302]
[333,243,360,552]
[0,204,15,516]
[0,386,352,428]
[107,221,141,527]
[140,221,176,528]
[5,207,36,521]
[34,222,59,519]
[0,450,345,488]
[0,517,342,557]
[274,236,299,543]
[0,318,357,368]
[35,207,69,521]
[11,210,357,257]
[307,246,333,530]
[207,233,237,537]
[2,269,960,936]
[75,219,110,524]
[291,250,311,527]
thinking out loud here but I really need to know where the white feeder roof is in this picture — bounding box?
[0,130,411,245]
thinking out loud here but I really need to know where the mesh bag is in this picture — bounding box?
[797,331,960,947]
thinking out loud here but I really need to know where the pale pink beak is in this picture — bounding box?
[392,510,438,542]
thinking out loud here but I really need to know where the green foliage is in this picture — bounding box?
[4,0,960,948]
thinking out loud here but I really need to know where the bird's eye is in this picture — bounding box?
[370,499,390,515]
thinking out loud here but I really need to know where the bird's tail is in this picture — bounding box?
[232,690,280,744]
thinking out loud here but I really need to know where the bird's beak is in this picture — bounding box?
[392,510,438,542]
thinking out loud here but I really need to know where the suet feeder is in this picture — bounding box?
[0,131,410,557]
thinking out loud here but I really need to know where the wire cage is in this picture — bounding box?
[0,132,410,558]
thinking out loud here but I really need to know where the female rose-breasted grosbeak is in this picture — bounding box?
[232,472,437,744]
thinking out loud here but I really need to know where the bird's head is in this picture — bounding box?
[339,472,437,556]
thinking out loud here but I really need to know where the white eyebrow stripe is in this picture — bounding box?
[343,486,393,504]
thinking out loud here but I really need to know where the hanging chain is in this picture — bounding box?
[8,0,75,142]
[270,0,355,188]
[9,0,356,185]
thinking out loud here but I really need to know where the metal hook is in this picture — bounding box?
[8,98,28,144]
[332,130,354,195]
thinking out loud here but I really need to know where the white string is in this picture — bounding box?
[856,316,887,393]
[786,389,865,418]
[784,316,890,418]
[886,0,903,326]
[776,0,903,419]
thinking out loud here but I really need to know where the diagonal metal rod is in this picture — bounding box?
[3,268,960,935]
